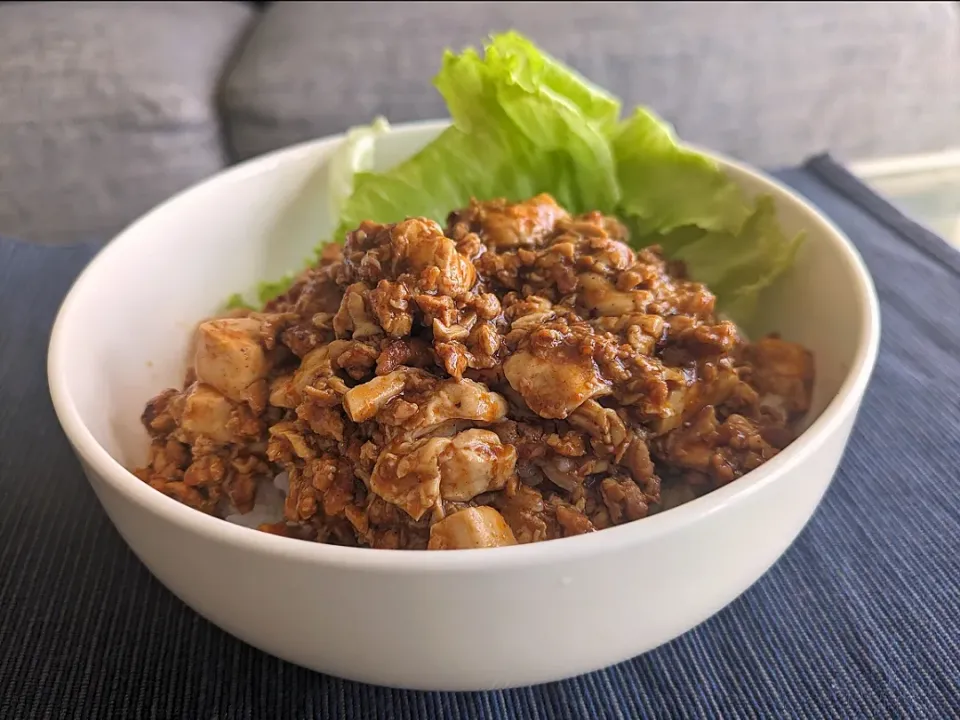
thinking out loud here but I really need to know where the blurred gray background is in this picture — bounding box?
[2,1,959,244]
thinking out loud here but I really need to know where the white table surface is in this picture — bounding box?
[851,151,960,247]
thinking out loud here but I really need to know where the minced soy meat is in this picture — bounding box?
[132,193,814,550]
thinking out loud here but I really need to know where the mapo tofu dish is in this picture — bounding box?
[133,193,814,551]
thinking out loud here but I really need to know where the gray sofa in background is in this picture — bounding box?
[2,1,960,246]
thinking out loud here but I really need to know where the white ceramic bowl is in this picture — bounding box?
[48,120,880,691]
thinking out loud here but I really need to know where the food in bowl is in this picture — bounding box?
[48,28,879,690]
[132,193,813,550]
[129,31,819,553]
[48,30,878,687]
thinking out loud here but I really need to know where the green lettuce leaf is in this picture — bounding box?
[256,273,296,306]
[247,31,802,325]
[664,196,804,323]
[327,116,391,222]
[331,31,622,241]
[227,118,392,309]
[225,293,253,311]
[611,108,801,325]
[613,107,752,237]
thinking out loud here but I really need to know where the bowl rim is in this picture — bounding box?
[47,119,881,573]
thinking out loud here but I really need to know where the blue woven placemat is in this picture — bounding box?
[1,155,958,719]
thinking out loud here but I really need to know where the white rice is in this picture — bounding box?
[223,472,288,529]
